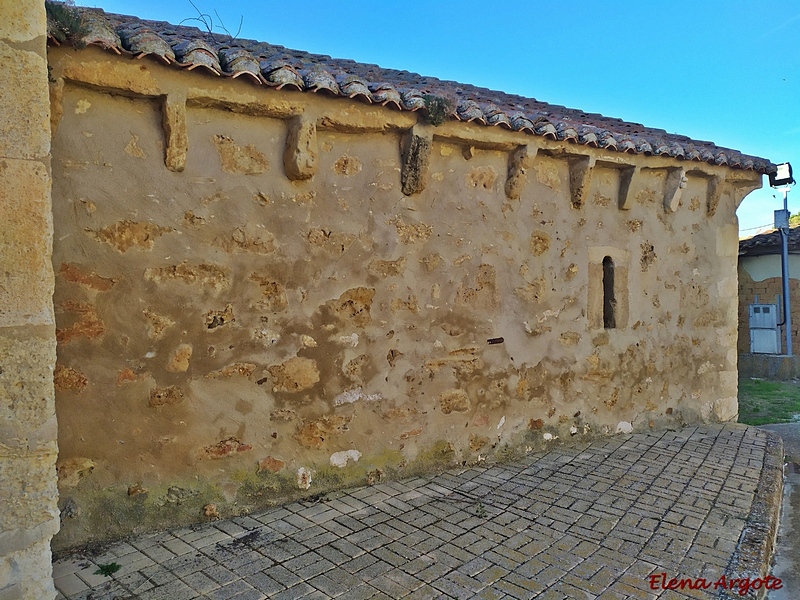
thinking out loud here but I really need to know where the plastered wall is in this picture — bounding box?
[0,1,59,598]
[47,45,761,549]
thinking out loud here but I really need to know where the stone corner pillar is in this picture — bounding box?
[0,1,60,599]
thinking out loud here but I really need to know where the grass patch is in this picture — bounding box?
[738,378,800,425]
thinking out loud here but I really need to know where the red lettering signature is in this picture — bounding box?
[648,572,782,595]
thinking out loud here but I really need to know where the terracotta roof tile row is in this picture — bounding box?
[740,226,800,255]
[53,7,774,174]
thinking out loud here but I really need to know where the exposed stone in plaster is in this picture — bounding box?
[368,257,406,278]
[333,387,382,406]
[400,125,432,195]
[399,428,423,440]
[198,437,252,460]
[213,134,268,174]
[87,220,174,252]
[252,326,280,347]
[386,349,403,367]
[144,262,229,292]
[641,243,656,271]
[56,458,96,489]
[382,405,419,420]
[295,416,351,449]
[334,154,362,176]
[53,364,87,392]
[203,503,220,519]
[616,421,634,434]
[296,467,312,489]
[124,133,146,158]
[529,231,551,256]
[270,409,296,421]
[204,304,235,330]
[268,357,320,393]
[389,216,432,244]
[329,287,375,327]
[206,363,256,379]
[466,165,498,190]
[142,308,175,340]
[343,355,369,382]
[420,253,443,272]
[425,346,483,375]
[58,263,117,291]
[148,385,184,407]
[455,264,499,311]
[166,343,193,373]
[117,368,142,385]
[390,295,419,313]
[257,456,285,473]
[330,449,361,468]
[307,228,356,255]
[283,116,317,180]
[216,224,277,254]
[439,389,470,414]
[250,276,288,312]
[55,301,105,344]
[468,434,489,451]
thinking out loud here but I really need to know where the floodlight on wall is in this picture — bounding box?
[769,161,795,355]
[769,162,795,188]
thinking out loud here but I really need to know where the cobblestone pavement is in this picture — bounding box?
[53,424,783,600]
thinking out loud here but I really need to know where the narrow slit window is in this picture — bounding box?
[602,256,616,329]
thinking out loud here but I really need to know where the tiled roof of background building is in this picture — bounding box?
[739,225,800,255]
[51,6,774,174]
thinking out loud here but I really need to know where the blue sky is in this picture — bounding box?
[80,0,800,236]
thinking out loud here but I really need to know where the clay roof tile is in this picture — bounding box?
[54,6,773,173]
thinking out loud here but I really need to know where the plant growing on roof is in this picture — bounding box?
[422,94,455,127]
[45,0,88,47]
[180,0,243,41]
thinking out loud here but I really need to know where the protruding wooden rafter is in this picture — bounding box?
[162,93,187,172]
[283,116,318,180]
[505,145,536,200]
[400,124,433,196]
[706,175,725,217]
[663,167,687,213]
[568,155,596,209]
[617,166,638,210]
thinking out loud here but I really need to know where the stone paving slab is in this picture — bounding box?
[52,424,783,599]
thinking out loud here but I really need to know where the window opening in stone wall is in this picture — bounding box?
[603,256,616,329]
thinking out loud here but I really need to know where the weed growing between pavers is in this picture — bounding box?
[738,378,800,425]
[94,562,121,576]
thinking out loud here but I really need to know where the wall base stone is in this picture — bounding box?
[0,539,56,600]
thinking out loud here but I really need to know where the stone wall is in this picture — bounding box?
[0,1,59,598]
[47,44,762,550]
